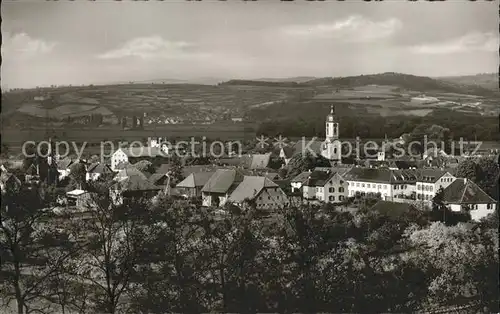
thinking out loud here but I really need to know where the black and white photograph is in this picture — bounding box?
[1,1,499,313]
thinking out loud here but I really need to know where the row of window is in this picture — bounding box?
[353,182,388,189]
[441,177,453,183]
[328,195,345,201]
[394,185,408,190]
[315,187,345,193]
[417,194,433,200]
[416,184,434,192]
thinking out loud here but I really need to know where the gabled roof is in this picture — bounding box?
[176,171,215,188]
[87,163,113,174]
[201,169,244,194]
[56,158,73,170]
[291,171,312,183]
[250,153,271,170]
[370,200,417,218]
[344,167,418,184]
[264,172,281,181]
[280,147,295,158]
[112,174,161,192]
[114,167,148,182]
[314,165,352,177]
[417,169,450,183]
[303,170,338,187]
[227,176,279,203]
[25,164,38,176]
[442,179,495,204]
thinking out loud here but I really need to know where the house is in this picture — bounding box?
[201,169,245,207]
[111,146,168,171]
[344,167,418,201]
[110,174,161,205]
[86,163,113,182]
[278,147,294,165]
[249,153,271,170]
[66,189,92,211]
[416,169,456,201]
[0,171,22,194]
[290,171,312,193]
[176,171,215,198]
[25,164,39,183]
[302,170,348,203]
[227,176,289,209]
[56,158,73,181]
[441,178,497,221]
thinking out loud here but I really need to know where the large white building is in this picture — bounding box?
[344,167,419,201]
[415,169,456,201]
[321,105,342,164]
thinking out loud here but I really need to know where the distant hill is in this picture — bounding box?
[252,76,318,83]
[219,80,304,88]
[220,72,497,96]
[302,72,496,96]
[438,73,498,91]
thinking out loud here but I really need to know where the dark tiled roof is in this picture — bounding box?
[227,176,278,203]
[176,171,215,188]
[201,169,245,194]
[148,173,170,186]
[87,163,113,174]
[291,171,312,183]
[417,169,450,183]
[303,170,337,187]
[442,179,495,204]
[280,147,295,158]
[344,168,418,184]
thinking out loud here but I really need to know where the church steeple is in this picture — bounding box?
[322,104,341,163]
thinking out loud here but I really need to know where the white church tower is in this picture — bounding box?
[321,105,342,164]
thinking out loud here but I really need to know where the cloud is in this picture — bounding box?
[97,35,208,60]
[1,32,56,57]
[410,32,498,54]
[281,15,402,42]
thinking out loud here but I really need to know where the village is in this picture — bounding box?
[2,105,497,222]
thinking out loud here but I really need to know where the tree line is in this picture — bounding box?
[1,180,498,314]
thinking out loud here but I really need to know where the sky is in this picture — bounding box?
[2,0,498,89]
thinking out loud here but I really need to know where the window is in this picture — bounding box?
[339,187,344,192]
[377,185,381,189]
[362,183,365,188]
[395,185,398,190]
[417,184,421,190]
[356,183,360,187]
[339,195,344,201]
[329,196,334,201]
[384,185,387,189]
[430,186,434,192]
[487,204,492,209]
[329,187,335,193]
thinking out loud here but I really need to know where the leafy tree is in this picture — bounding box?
[476,157,499,198]
[455,158,481,183]
[133,160,154,174]
[65,185,154,314]
[169,155,184,187]
[0,186,78,314]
